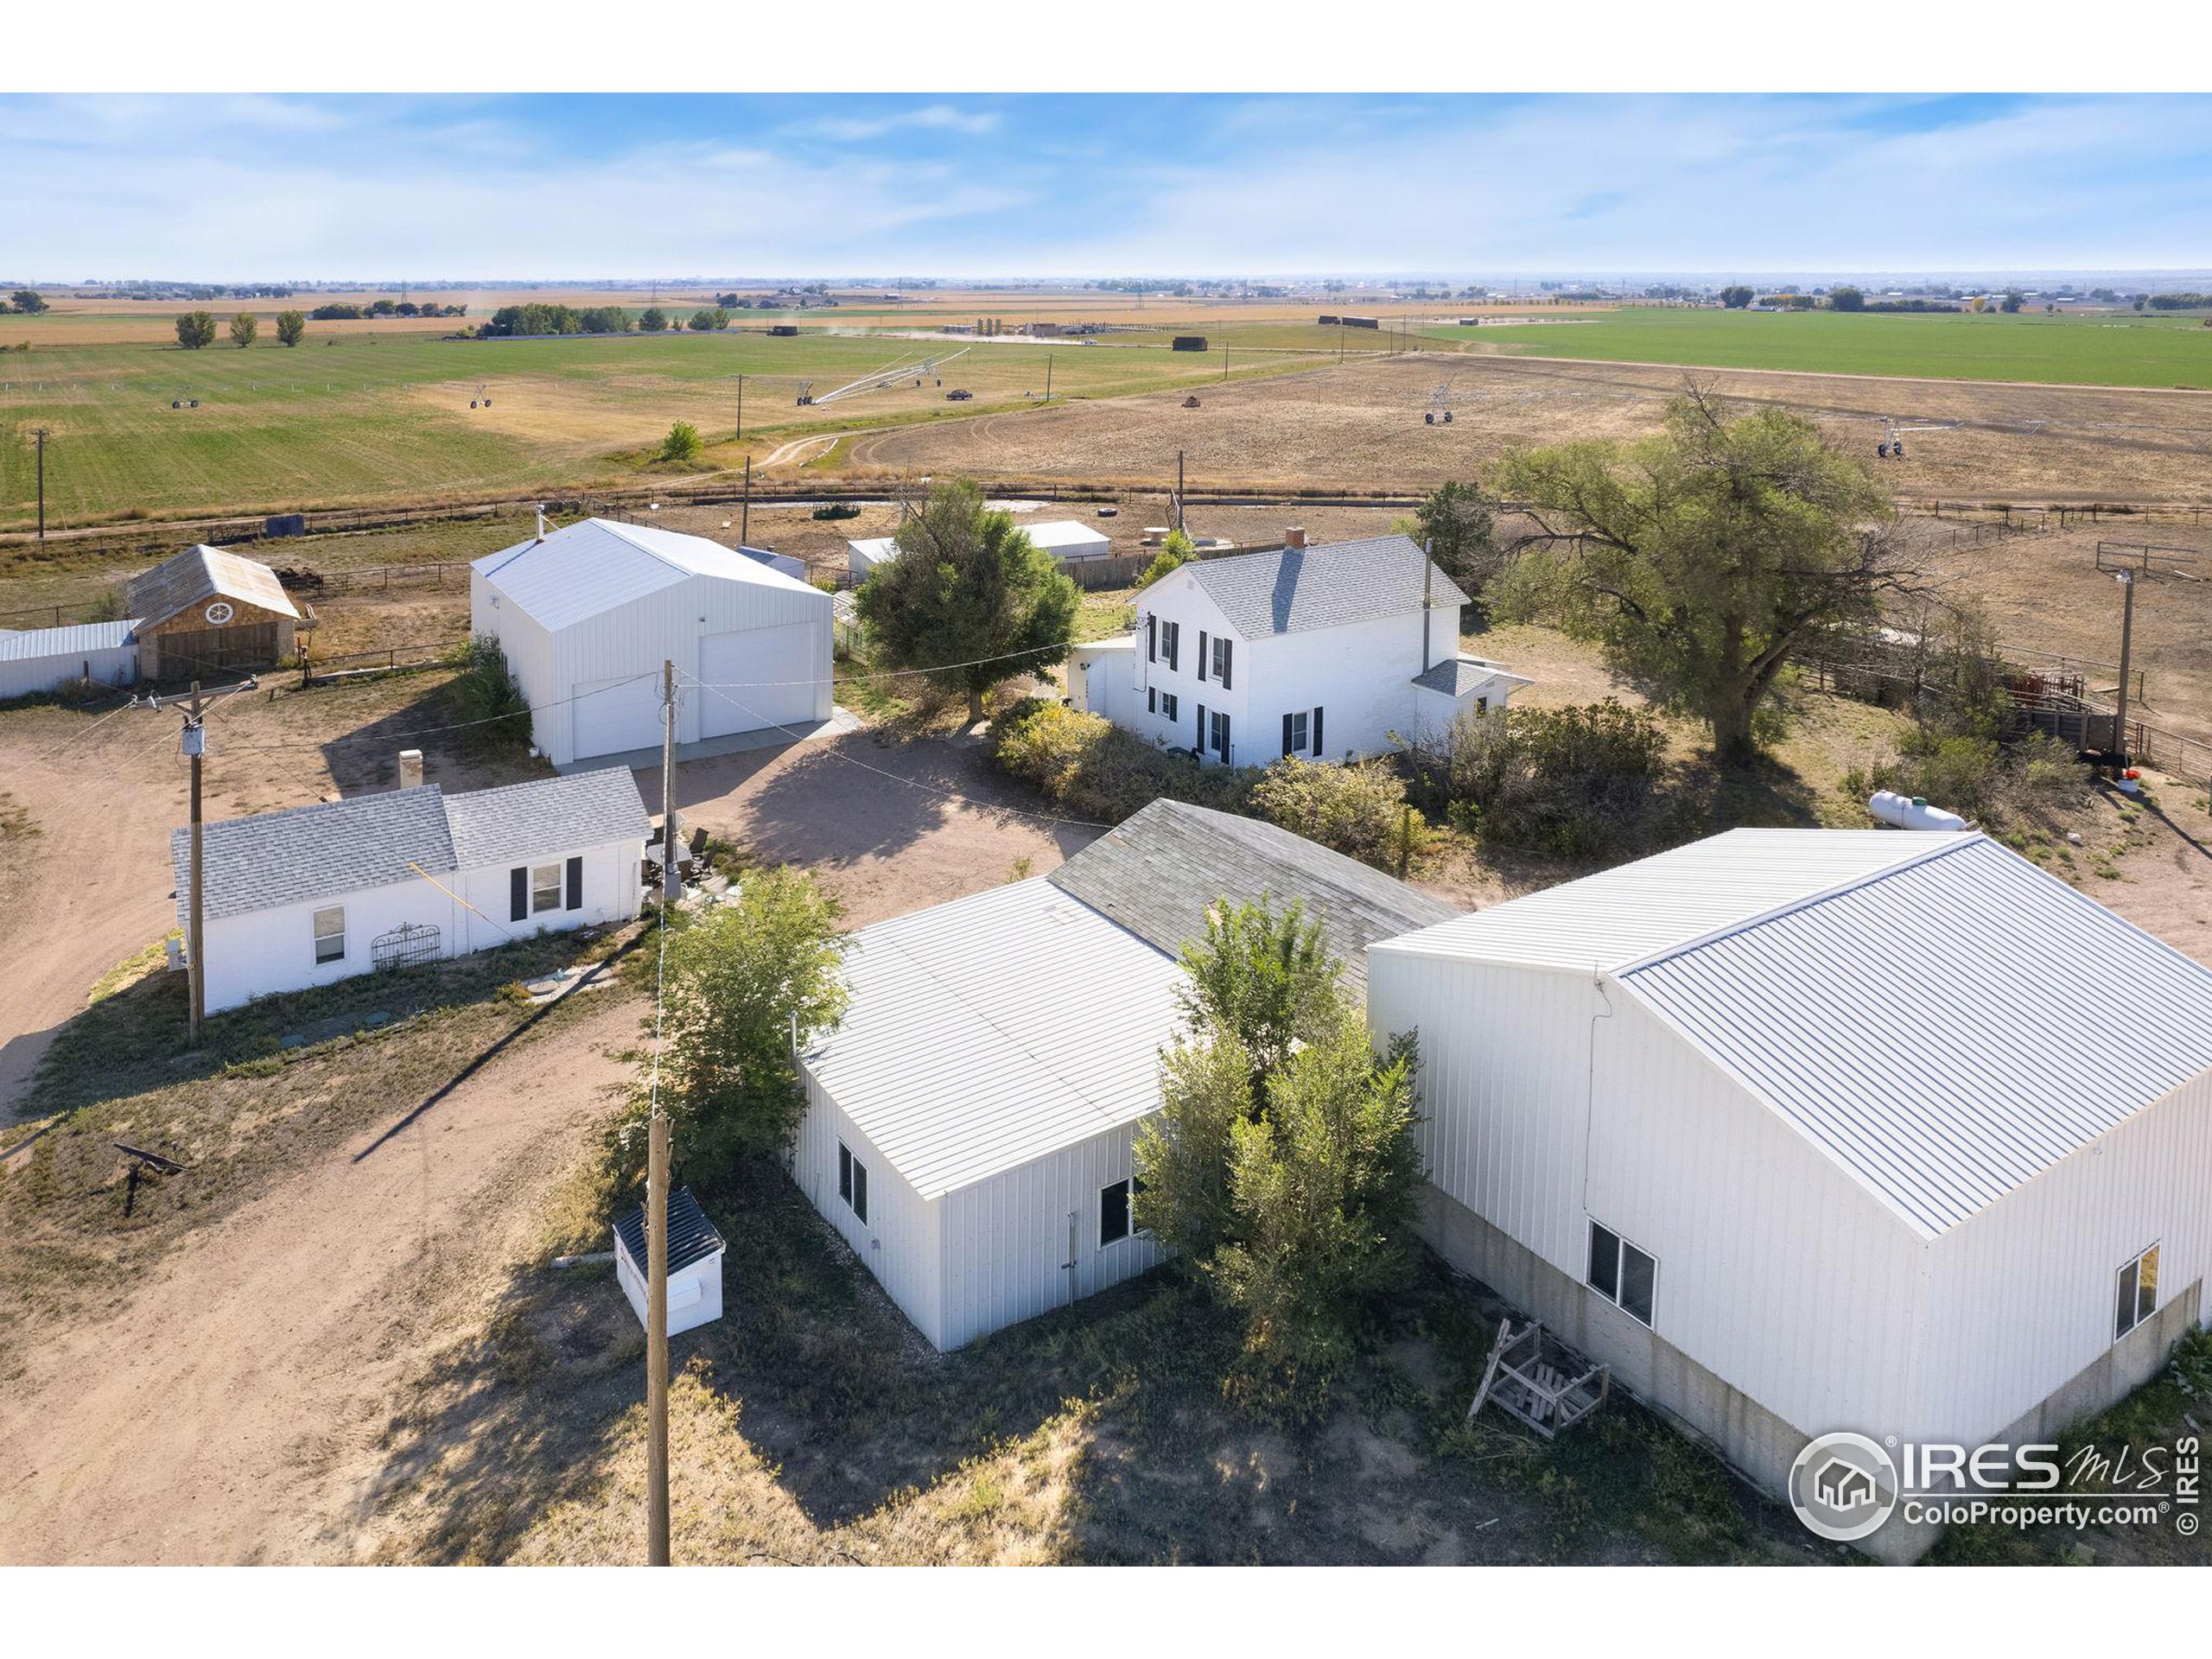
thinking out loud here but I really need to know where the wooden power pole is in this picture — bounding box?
[2113,569,2137,767]
[184,681,207,1045]
[740,456,752,549]
[1175,450,1185,534]
[34,427,47,543]
[646,1107,671,1566]
[661,659,681,903]
[734,373,744,442]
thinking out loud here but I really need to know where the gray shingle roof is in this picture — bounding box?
[1185,535,1468,638]
[172,786,455,925]
[173,770,650,925]
[126,545,300,629]
[443,768,652,868]
[1412,655,1518,697]
[1048,798,1459,993]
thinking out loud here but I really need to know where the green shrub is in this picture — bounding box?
[1247,757,1427,870]
[659,421,703,462]
[448,633,531,749]
[1843,729,2080,830]
[988,697,1249,823]
[1137,529,1198,589]
[1413,700,1673,860]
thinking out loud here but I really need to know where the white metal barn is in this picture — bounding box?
[0,620,140,700]
[175,767,651,1012]
[844,535,899,582]
[1016,519,1113,563]
[471,518,834,767]
[613,1186,726,1337]
[794,799,1456,1351]
[1367,829,2212,1561]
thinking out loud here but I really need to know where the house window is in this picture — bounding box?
[838,1141,868,1225]
[1210,635,1231,685]
[531,862,562,913]
[1283,710,1309,756]
[1160,620,1180,671]
[1588,1219,1657,1327]
[1159,691,1179,724]
[312,906,346,964]
[2116,1243,2160,1341]
[1099,1175,1147,1247]
[1209,709,1230,760]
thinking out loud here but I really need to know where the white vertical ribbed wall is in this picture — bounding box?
[795,1064,944,1345]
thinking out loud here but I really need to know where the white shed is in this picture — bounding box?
[613,1185,727,1337]
[793,799,1456,1351]
[845,535,899,582]
[0,620,141,701]
[1367,829,2212,1561]
[175,767,651,1013]
[471,518,835,767]
[1016,519,1113,563]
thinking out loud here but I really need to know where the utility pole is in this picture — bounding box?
[1044,354,1052,403]
[183,681,207,1045]
[661,659,681,903]
[646,1104,671,1567]
[2112,569,2136,767]
[740,457,752,548]
[734,374,744,442]
[1175,450,1185,534]
[34,427,47,543]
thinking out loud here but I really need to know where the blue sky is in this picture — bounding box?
[3,93,2209,281]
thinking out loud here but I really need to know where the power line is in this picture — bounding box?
[214,667,662,756]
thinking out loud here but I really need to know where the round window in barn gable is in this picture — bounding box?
[204,601,235,626]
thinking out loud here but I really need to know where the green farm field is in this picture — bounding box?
[0,326,1331,531]
[1428,308,2212,389]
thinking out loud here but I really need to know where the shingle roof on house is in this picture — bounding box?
[473,518,820,632]
[1184,535,1467,638]
[0,619,139,662]
[1411,654,1531,698]
[443,768,652,868]
[126,545,300,627]
[173,770,650,925]
[1048,799,1457,994]
[173,786,456,925]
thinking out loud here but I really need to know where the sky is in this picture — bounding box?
[3,92,2209,283]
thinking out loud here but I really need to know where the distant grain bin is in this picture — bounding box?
[767,324,799,337]
[1172,335,1208,352]
[1339,315,1380,329]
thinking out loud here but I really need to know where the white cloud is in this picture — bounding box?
[779,103,1001,143]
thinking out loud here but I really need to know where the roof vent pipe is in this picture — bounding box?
[535,503,547,542]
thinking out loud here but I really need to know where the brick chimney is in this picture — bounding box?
[1285,525,1307,550]
[397,749,424,791]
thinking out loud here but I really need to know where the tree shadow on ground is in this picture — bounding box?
[312,677,544,796]
[362,1159,1816,1567]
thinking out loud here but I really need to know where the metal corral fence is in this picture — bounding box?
[300,639,464,685]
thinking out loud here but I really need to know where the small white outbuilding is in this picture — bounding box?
[847,518,1109,584]
[793,799,1456,1351]
[471,518,834,767]
[1367,828,2212,1561]
[613,1185,727,1337]
[0,620,141,701]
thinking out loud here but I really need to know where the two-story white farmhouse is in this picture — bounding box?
[175,765,650,1013]
[1065,531,1527,766]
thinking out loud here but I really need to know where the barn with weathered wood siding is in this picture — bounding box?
[125,545,301,681]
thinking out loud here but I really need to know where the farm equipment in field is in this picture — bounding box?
[1877,416,1958,459]
[1424,379,1456,424]
[470,382,493,410]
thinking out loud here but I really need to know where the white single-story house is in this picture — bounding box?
[471,518,834,767]
[613,1185,726,1337]
[1067,531,1528,766]
[174,766,651,1013]
[0,619,141,701]
[847,518,1110,584]
[793,798,1456,1351]
[1366,828,2212,1561]
[125,544,302,681]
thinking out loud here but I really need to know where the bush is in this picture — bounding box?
[1413,700,1673,860]
[659,421,702,462]
[1844,730,2080,830]
[1137,529,1198,588]
[1246,757,1427,870]
[988,697,1249,823]
[448,633,531,749]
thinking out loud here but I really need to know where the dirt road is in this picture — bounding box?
[0,997,632,1565]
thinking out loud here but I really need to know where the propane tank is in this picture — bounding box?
[1869,791,1968,832]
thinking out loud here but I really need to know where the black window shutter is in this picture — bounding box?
[1147,686,1156,714]
[1221,639,1232,690]
[1197,630,1208,680]
[510,867,527,922]
[565,855,584,910]
[1146,613,1157,662]
[1168,624,1179,671]
[1196,701,1206,752]
[1282,712,1295,756]
[1219,714,1230,760]
[1313,707,1324,756]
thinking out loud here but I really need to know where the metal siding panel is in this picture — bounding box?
[797,1065,944,1347]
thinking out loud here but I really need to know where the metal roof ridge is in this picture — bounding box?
[1611,830,1988,979]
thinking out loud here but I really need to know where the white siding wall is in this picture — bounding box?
[1915,1067,2212,1445]
[1131,580,1241,759]
[794,1065,944,1347]
[935,1119,1164,1351]
[471,572,557,752]
[1370,951,1923,1445]
[200,839,642,1013]
[0,641,139,701]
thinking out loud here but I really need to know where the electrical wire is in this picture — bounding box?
[213,666,663,756]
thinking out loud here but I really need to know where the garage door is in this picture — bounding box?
[569,671,665,761]
[697,626,822,739]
